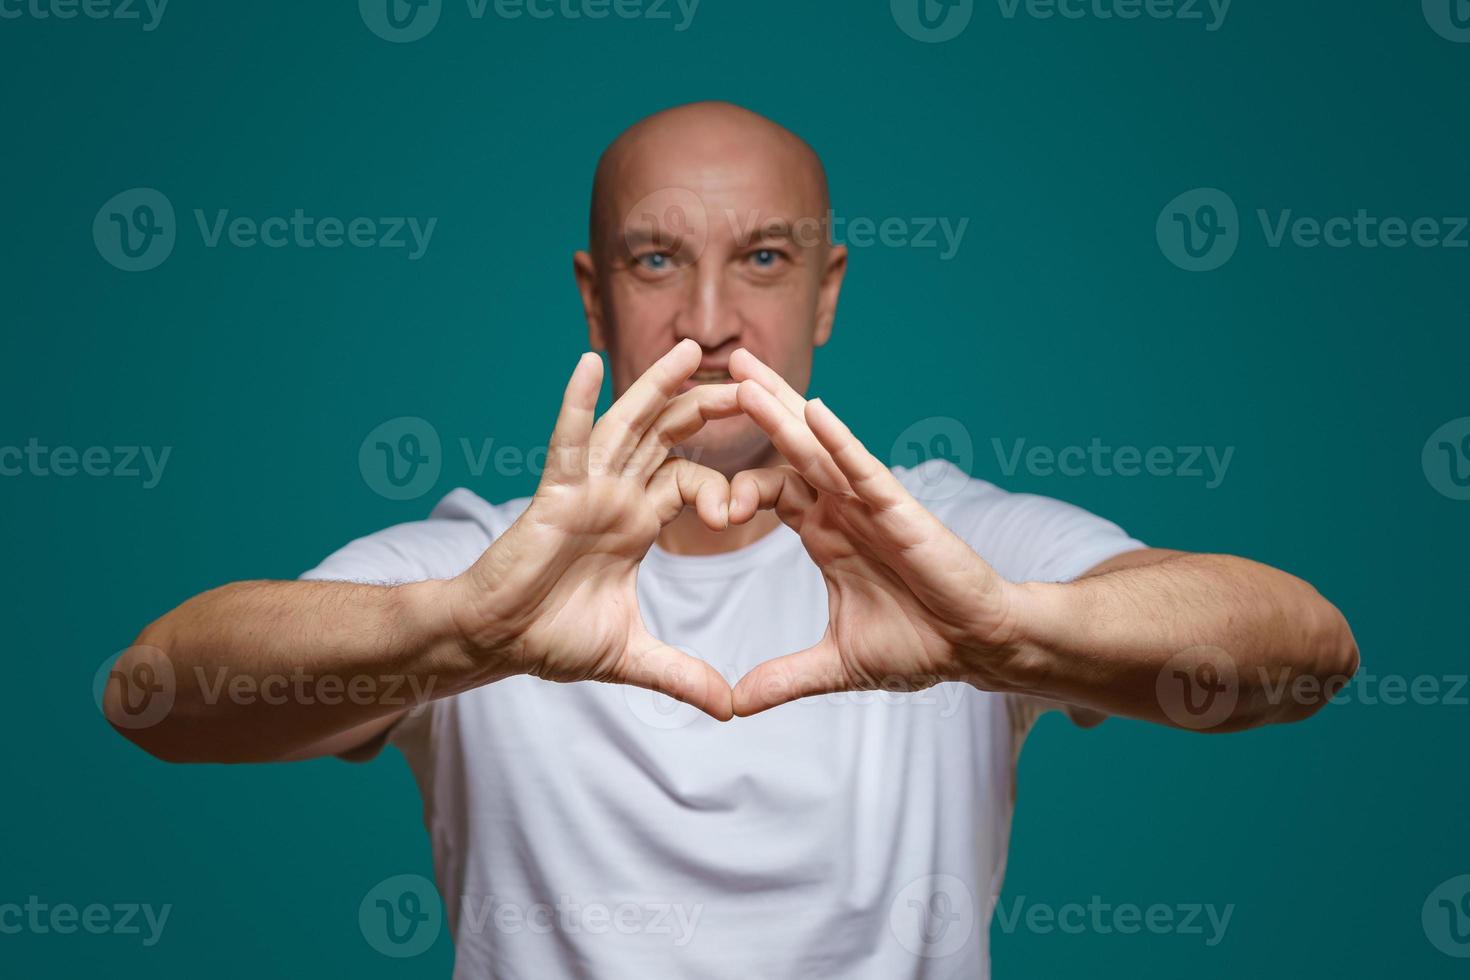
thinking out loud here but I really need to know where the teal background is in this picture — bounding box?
[2,1,1466,975]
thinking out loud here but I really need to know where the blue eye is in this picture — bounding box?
[751,249,779,267]
[638,253,672,270]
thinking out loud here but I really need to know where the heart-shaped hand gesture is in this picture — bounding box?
[449,340,1021,721]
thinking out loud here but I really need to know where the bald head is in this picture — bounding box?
[588,101,830,258]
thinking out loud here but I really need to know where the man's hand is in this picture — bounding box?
[449,339,742,720]
[724,349,1024,716]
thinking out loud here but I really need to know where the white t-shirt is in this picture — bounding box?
[303,460,1144,978]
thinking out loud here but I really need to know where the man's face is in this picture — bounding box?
[575,115,846,475]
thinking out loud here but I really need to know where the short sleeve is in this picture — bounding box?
[295,498,496,755]
[299,517,488,586]
[971,491,1147,584]
[897,462,1147,586]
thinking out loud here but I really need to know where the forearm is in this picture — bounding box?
[1000,553,1360,731]
[108,578,482,763]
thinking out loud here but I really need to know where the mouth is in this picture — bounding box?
[677,367,734,397]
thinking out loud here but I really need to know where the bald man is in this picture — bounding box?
[108,102,1358,977]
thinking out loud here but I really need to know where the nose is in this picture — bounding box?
[672,261,741,353]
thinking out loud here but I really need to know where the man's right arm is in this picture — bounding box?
[107,577,478,764]
[107,342,750,765]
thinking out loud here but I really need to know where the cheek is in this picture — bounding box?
[734,265,821,326]
[734,290,818,389]
[604,278,681,375]
[607,277,682,333]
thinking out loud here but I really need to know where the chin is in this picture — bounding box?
[673,416,774,477]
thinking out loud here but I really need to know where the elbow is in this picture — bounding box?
[1329,614,1361,689]
[1313,600,1361,700]
[1156,581,1359,734]
[104,613,292,765]
[1267,600,1360,728]
[104,641,290,765]
[102,628,192,764]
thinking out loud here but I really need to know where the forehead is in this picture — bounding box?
[600,126,826,242]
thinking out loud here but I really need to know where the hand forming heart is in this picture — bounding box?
[447,339,1024,721]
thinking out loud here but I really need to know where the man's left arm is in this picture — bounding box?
[724,348,1359,731]
[1012,546,1359,731]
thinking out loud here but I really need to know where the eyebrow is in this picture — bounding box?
[621,226,687,249]
[742,222,797,242]
[618,214,819,252]
[734,216,826,250]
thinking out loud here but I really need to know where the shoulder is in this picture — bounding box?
[300,488,531,585]
[892,459,1146,584]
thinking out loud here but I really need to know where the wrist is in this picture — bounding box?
[441,572,522,678]
[398,578,512,692]
[966,580,1069,694]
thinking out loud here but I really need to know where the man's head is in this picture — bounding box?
[574,101,847,475]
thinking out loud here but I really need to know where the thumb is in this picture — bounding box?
[617,630,734,722]
[732,634,847,717]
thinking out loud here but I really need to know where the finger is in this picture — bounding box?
[805,398,909,511]
[729,465,816,530]
[736,380,848,493]
[625,383,742,477]
[730,347,847,490]
[731,636,847,717]
[729,347,809,418]
[620,634,734,722]
[592,339,702,472]
[647,457,731,531]
[543,352,604,484]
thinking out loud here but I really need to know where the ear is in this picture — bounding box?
[573,250,607,351]
[813,244,847,348]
